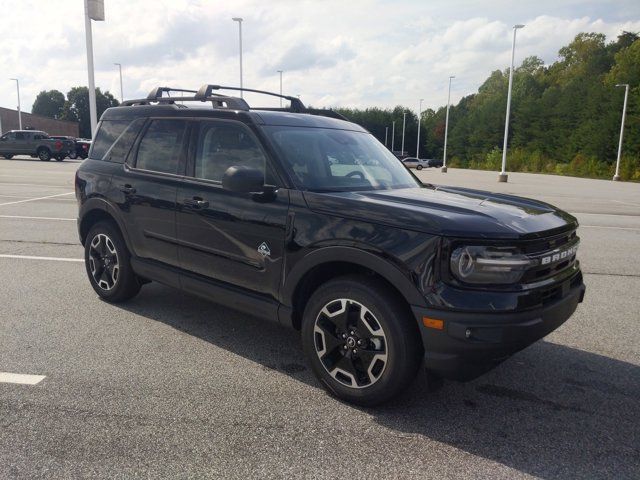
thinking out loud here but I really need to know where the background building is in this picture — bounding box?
[0,107,79,137]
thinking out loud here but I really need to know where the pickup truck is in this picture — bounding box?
[0,130,73,161]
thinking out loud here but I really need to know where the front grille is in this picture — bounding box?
[520,230,579,284]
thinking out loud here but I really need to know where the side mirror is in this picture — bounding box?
[222,166,264,193]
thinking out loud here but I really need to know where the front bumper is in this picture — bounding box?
[411,280,586,381]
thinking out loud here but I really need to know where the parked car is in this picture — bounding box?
[74,139,91,159]
[401,157,429,170]
[0,130,73,161]
[50,136,79,159]
[426,158,443,168]
[76,84,585,406]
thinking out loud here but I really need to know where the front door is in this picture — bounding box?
[176,120,289,299]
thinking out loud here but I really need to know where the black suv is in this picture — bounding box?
[76,85,585,406]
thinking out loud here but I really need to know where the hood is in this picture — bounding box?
[303,185,578,239]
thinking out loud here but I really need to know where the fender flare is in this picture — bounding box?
[79,197,135,253]
[282,246,427,308]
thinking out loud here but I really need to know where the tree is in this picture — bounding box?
[61,87,120,138]
[32,90,66,119]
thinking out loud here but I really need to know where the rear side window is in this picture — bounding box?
[90,120,130,159]
[102,118,146,164]
[135,119,187,174]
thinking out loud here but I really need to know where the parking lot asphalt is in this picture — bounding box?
[1,158,639,479]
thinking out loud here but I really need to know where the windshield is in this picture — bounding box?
[264,126,419,191]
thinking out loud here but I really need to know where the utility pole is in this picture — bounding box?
[232,17,244,97]
[499,24,525,183]
[84,0,105,137]
[9,78,21,129]
[277,70,283,107]
[385,126,388,147]
[613,83,629,181]
[114,63,123,102]
[416,99,423,158]
[442,76,455,173]
[401,112,407,156]
[391,121,396,153]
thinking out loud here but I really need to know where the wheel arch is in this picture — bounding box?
[282,247,426,330]
[79,199,133,253]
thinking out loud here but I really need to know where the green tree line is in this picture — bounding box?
[32,87,119,138]
[337,32,640,181]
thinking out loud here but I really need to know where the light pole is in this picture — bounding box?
[385,126,388,147]
[277,70,283,107]
[499,24,525,183]
[391,121,396,153]
[442,76,455,173]
[114,63,123,102]
[401,112,407,156]
[232,17,244,97]
[9,78,21,130]
[416,99,424,158]
[83,0,104,138]
[613,83,629,182]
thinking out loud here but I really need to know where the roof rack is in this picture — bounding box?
[120,84,348,121]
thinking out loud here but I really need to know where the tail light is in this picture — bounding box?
[54,140,62,150]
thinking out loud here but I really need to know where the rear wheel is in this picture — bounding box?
[84,221,141,302]
[301,275,422,406]
[37,148,51,161]
[416,165,423,170]
[56,155,65,162]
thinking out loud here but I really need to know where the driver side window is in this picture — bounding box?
[194,122,266,183]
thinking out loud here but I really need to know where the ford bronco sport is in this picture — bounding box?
[76,85,585,406]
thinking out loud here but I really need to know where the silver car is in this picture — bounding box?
[401,157,429,170]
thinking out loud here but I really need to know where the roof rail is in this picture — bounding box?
[195,84,307,113]
[120,84,349,121]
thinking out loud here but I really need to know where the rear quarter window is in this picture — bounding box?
[89,119,133,160]
[102,118,146,164]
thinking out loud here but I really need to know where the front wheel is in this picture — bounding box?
[37,148,51,161]
[68,151,77,159]
[416,165,423,170]
[84,221,141,302]
[301,275,423,406]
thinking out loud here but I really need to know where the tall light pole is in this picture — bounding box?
[114,63,123,102]
[401,112,407,156]
[84,0,105,138]
[9,78,21,130]
[499,24,525,183]
[232,17,244,97]
[613,83,630,182]
[442,76,455,173]
[384,126,388,147]
[416,99,424,158]
[391,121,396,153]
[277,70,283,107]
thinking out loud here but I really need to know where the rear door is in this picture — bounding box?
[175,119,289,298]
[111,118,189,268]
[14,132,29,154]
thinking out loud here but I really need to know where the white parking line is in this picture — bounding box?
[0,192,74,206]
[581,225,640,231]
[0,182,72,188]
[0,372,46,385]
[0,215,75,221]
[0,254,83,262]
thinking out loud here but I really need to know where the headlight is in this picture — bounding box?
[450,246,533,284]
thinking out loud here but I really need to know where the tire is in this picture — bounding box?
[56,155,65,162]
[37,148,51,161]
[84,221,141,303]
[416,165,423,170]
[301,275,423,406]
[69,151,77,160]
[2,154,13,159]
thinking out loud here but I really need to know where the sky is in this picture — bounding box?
[0,0,639,114]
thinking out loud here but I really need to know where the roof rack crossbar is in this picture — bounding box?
[146,87,198,100]
[195,84,306,112]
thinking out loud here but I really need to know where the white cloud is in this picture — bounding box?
[0,0,638,115]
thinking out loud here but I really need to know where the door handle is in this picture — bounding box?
[184,197,209,210]
[120,184,136,195]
